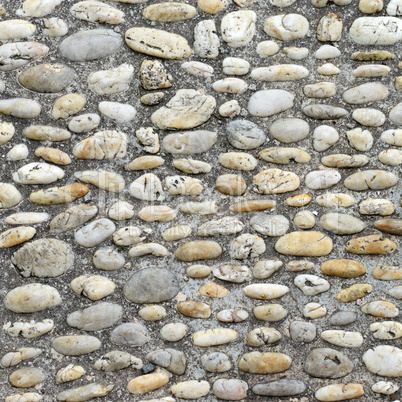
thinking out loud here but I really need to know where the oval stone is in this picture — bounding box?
[226,120,265,150]
[9,367,46,388]
[253,169,300,194]
[269,118,309,143]
[343,82,388,104]
[192,328,238,347]
[123,267,179,304]
[305,170,341,190]
[248,89,294,117]
[163,131,217,154]
[143,2,196,22]
[304,348,353,378]
[349,17,402,45]
[52,336,101,356]
[125,27,191,59]
[110,323,148,346]
[18,64,75,93]
[315,384,364,401]
[363,345,402,377]
[252,380,306,397]
[12,238,74,278]
[275,231,333,256]
[320,213,366,235]
[321,259,365,278]
[239,352,291,374]
[59,29,122,61]
[175,240,222,261]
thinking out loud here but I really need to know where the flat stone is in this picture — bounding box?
[144,2,195,21]
[303,302,327,318]
[230,200,276,212]
[68,113,100,133]
[252,380,306,397]
[353,64,390,77]
[9,367,46,388]
[226,120,265,150]
[146,349,186,375]
[56,364,86,383]
[128,373,169,396]
[363,345,402,377]
[251,65,309,81]
[163,225,192,242]
[193,328,238,346]
[199,282,229,298]
[94,351,141,372]
[283,46,309,59]
[349,17,402,45]
[238,352,291,374]
[138,305,166,322]
[0,42,49,72]
[264,14,309,40]
[378,149,402,166]
[76,170,124,193]
[372,381,399,395]
[213,379,248,400]
[321,154,369,168]
[0,20,36,41]
[222,57,250,75]
[71,1,124,24]
[108,201,135,221]
[250,214,289,236]
[194,20,219,59]
[389,102,402,124]
[0,227,35,249]
[165,175,203,196]
[315,44,341,59]
[361,301,399,317]
[110,323,148,346]
[99,102,136,124]
[294,274,330,295]
[316,193,355,207]
[24,125,70,141]
[67,302,122,331]
[330,311,357,326]
[320,213,365,235]
[198,217,244,237]
[293,211,316,229]
[259,147,311,164]
[269,118,309,143]
[248,89,294,117]
[275,231,333,256]
[75,219,116,248]
[35,147,71,166]
[304,348,353,378]
[129,174,164,202]
[160,323,188,342]
[351,50,395,60]
[217,309,248,323]
[352,108,386,126]
[140,60,171,90]
[219,152,257,170]
[44,17,68,37]
[244,284,289,299]
[256,40,279,57]
[73,130,127,160]
[247,327,281,346]
[231,233,265,259]
[381,129,402,146]
[321,330,364,347]
[253,304,288,321]
[50,204,97,233]
[347,234,396,254]
[186,265,211,278]
[221,11,256,47]
[177,301,211,319]
[304,82,336,98]
[125,27,191,59]
[305,170,341,189]
[89,63,134,96]
[70,275,116,301]
[52,336,101,356]
[289,321,316,342]
[13,162,64,185]
[374,218,402,235]
[59,29,122,61]
[321,259,365,278]
[286,194,312,207]
[373,265,402,280]
[18,64,75,93]
[253,169,300,194]
[201,352,231,372]
[5,212,49,226]
[388,286,402,299]
[57,384,114,401]
[315,384,364,401]
[139,205,177,222]
[370,321,402,339]
[170,381,210,400]
[303,104,348,119]
[5,284,61,313]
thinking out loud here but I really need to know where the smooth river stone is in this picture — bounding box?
[221,10,256,47]
[303,104,348,119]
[50,204,98,233]
[330,311,357,326]
[244,284,289,299]
[389,102,402,125]
[52,336,101,356]
[213,379,248,400]
[171,380,210,400]
[123,267,179,303]
[151,89,215,130]
[125,27,191,59]
[143,2,196,22]
[5,284,61,313]
[363,345,402,377]
[315,384,364,401]
[374,218,402,235]
[321,259,365,278]
[56,384,114,401]
[264,14,309,40]
[250,214,289,236]
[349,17,402,45]
[12,238,73,278]
[344,170,398,190]
[305,348,353,378]
[342,82,388,104]
[0,227,35,248]
[248,89,294,117]
[253,169,300,194]
[0,99,41,119]
[193,328,238,346]
[163,130,217,154]
[320,213,365,235]
[0,20,36,41]
[18,64,75,93]
[226,120,265,149]
[239,352,291,374]
[71,0,124,24]
[110,323,148,346]
[128,373,169,396]
[59,29,122,61]
[9,367,46,388]
[0,42,49,72]
[252,380,306,397]
[269,118,309,143]
[347,234,396,255]
[75,219,116,248]
[251,65,309,81]
[275,231,333,256]
[175,240,222,261]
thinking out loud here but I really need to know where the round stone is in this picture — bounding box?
[123,267,179,304]
[226,120,265,150]
[269,118,309,143]
[110,323,148,346]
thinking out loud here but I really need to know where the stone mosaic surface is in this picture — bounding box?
[0,0,401,400]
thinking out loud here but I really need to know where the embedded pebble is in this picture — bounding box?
[212,78,247,94]
[303,303,327,319]
[71,0,124,23]
[0,99,41,119]
[305,170,341,190]
[253,169,300,194]
[352,108,386,127]
[363,345,402,377]
[256,40,279,57]
[194,20,219,59]
[315,44,341,59]
[321,259,365,278]
[283,46,309,60]
[52,335,101,356]
[372,381,399,395]
[75,219,116,248]
[56,364,85,383]
[5,212,49,226]
[219,100,241,117]
[222,57,250,75]
[294,274,330,295]
[0,20,36,41]
[320,213,365,235]
[99,102,136,124]
[389,102,402,124]
[264,14,309,40]
[252,380,306,397]
[361,301,399,317]
[139,205,177,222]
[372,265,402,280]
[317,13,343,42]
[269,118,309,143]
[70,275,116,301]
[381,129,402,146]
[216,174,246,195]
[217,309,248,323]
[259,147,311,164]
[317,63,341,75]
[230,200,276,212]
[199,282,229,298]
[286,194,312,207]
[0,42,49,72]
[253,304,288,321]
[163,225,192,241]
[293,211,316,229]
[247,327,281,346]
[250,214,289,236]
[251,65,309,82]
[244,284,289,299]
[304,348,353,378]
[248,89,294,117]
[226,120,265,150]
[330,311,357,326]
[345,170,398,191]
[57,384,114,401]
[303,104,347,119]
[68,114,100,133]
[231,233,266,259]
[315,384,364,401]
[201,352,231,372]
[147,349,186,375]
[316,193,356,207]
[347,234,396,254]
[110,323,148,346]
[177,301,211,318]
[186,264,211,278]
[165,176,203,196]
[50,204,98,233]
[193,328,238,347]
[170,380,210,399]
[321,154,369,168]
[252,260,282,278]
[35,147,71,166]
[238,352,291,374]
[144,2,195,21]
[349,17,402,45]
[337,283,373,302]
[289,321,316,342]
[213,379,248,400]
[94,351,141,372]
[9,367,46,388]
[44,18,68,37]
[221,11,256,48]
[370,321,402,339]
[108,201,135,220]
[160,323,188,342]
[378,149,402,165]
[198,217,244,236]
[275,231,333,256]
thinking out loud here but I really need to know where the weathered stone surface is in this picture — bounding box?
[304,348,353,378]
[346,234,396,255]
[71,1,124,24]
[320,213,365,235]
[88,64,134,96]
[239,352,291,374]
[363,345,402,377]
[305,170,341,190]
[110,323,148,346]
[52,336,101,356]
[146,349,186,375]
[253,304,288,321]
[50,204,97,233]
[374,218,402,235]
[193,328,238,346]
[259,147,311,164]
[57,384,114,401]
[345,170,398,190]
[251,65,309,81]
[264,14,309,40]
[321,259,365,278]
[221,11,256,47]
[250,214,289,236]
[128,373,169,395]
[349,17,402,45]
[9,367,46,388]
[226,120,265,149]
[361,301,399,317]
[170,380,210,399]
[70,275,116,301]
[372,265,402,280]
[252,380,306,397]
[248,90,294,117]
[315,384,364,401]
[253,169,300,194]
[275,231,333,256]
[175,240,222,261]
[178,301,211,318]
[75,219,116,248]
[0,42,49,72]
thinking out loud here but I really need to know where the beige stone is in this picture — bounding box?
[175,240,222,261]
[275,231,333,256]
[372,265,402,280]
[29,183,89,205]
[177,301,211,318]
[346,234,396,255]
[253,169,300,194]
[230,199,276,212]
[315,384,364,401]
[192,328,238,346]
[171,380,210,399]
[216,174,246,195]
[51,93,86,120]
[0,227,36,248]
[139,206,177,222]
[253,304,288,322]
[199,282,229,298]
[321,259,366,278]
[238,352,291,374]
[336,284,373,302]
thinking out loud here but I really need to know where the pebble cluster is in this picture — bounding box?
[0,0,401,401]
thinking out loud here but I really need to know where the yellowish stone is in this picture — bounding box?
[336,284,373,303]
[275,231,333,256]
[238,352,291,374]
[199,282,229,298]
[127,373,169,395]
[175,240,222,261]
[320,259,366,278]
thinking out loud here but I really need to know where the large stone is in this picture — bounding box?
[248,90,294,117]
[345,170,398,190]
[321,259,365,278]
[71,0,124,24]
[346,234,396,255]
[343,82,388,104]
[304,348,353,378]
[123,267,179,303]
[363,345,402,377]
[226,120,265,149]
[110,323,148,346]
[320,213,365,235]
[175,240,222,261]
[275,231,333,256]
[52,336,101,356]
[238,352,291,374]
[253,169,300,194]
[0,42,49,72]
[269,118,309,143]
[162,131,217,154]
[349,17,402,45]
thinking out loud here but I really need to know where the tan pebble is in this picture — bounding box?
[315,383,364,401]
[247,327,281,347]
[56,364,85,383]
[160,323,188,342]
[317,63,340,75]
[316,193,355,207]
[199,282,229,298]
[0,227,36,248]
[230,199,276,212]
[253,168,300,194]
[238,352,291,374]
[136,127,160,154]
[129,243,168,258]
[0,121,15,145]
[70,275,116,301]
[259,147,311,164]
[5,393,43,402]
[71,1,124,23]
[138,305,166,321]
[286,194,312,207]
[287,260,314,271]
[198,0,228,14]
[165,176,203,196]
[192,328,238,346]
[143,2,196,22]
[293,211,316,230]
[29,183,89,205]
[374,218,402,235]
[175,240,222,261]
[163,225,192,241]
[108,201,134,221]
[139,206,177,222]
[317,13,343,42]
[304,82,336,98]
[359,0,383,13]
[346,234,396,255]
[320,259,366,278]
[275,231,333,256]
[219,152,257,171]
[179,201,218,215]
[127,156,164,171]
[6,319,54,339]
[23,125,70,141]
[173,159,212,174]
[216,174,246,195]
[353,64,390,77]
[9,367,46,388]
[336,284,373,303]
[361,301,399,317]
[177,301,211,318]
[51,93,86,120]
[171,380,210,399]
[395,77,402,90]
[378,149,402,166]
[321,154,369,168]
[372,265,402,280]
[186,265,211,278]
[57,384,114,401]
[35,147,71,165]
[345,170,398,191]
[253,304,288,322]
[303,302,327,319]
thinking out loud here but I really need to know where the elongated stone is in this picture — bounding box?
[128,373,169,395]
[253,304,288,321]
[193,328,238,346]
[251,65,309,81]
[336,284,373,302]
[275,231,333,256]
[303,104,348,119]
[175,240,222,261]
[0,42,49,72]
[199,282,229,298]
[59,29,122,61]
[171,381,210,400]
[304,348,353,378]
[68,113,100,133]
[361,301,399,317]
[35,147,71,165]
[253,169,300,194]
[24,125,70,141]
[230,200,276,212]
[57,384,114,401]
[99,101,136,124]
[75,219,116,248]
[30,184,89,205]
[198,217,244,237]
[9,367,46,388]
[345,170,398,190]
[346,234,396,254]
[163,131,217,155]
[244,284,289,299]
[139,205,177,222]
[0,20,36,41]
[248,90,294,117]
[75,170,124,193]
[321,259,365,278]
[53,336,101,356]
[372,265,402,280]
[110,323,147,346]
[250,214,289,236]
[177,301,211,319]
[70,275,116,301]
[320,213,365,235]
[349,17,402,45]
[144,2,196,22]
[125,27,191,59]
[315,384,364,401]
[343,82,388,104]
[253,380,306,397]
[56,365,85,383]
[0,227,36,248]
[5,212,49,225]
[259,147,311,164]
[374,218,402,235]
[0,99,41,119]
[370,321,402,339]
[363,345,402,377]
[239,352,291,374]
[71,1,124,24]
[50,204,97,233]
